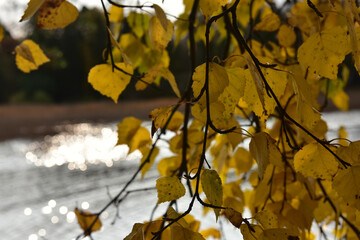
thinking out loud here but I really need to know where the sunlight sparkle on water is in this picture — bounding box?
[66,211,76,223]
[38,229,46,237]
[28,234,38,240]
[24,123,131,170]
[51,216,59,224]
[59,206,68,214]
[48,199,56,208]
[81,201,90,209]
[24,207,32,216]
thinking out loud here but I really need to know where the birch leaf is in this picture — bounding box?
[88,63,133,103]
[254,12,281,32]
[156,176,185,204]
[20,0,45,21]
[294,142,338,180]
[15,39,50,73]
[74,208,102,236]
[201,169,223,220]
[298,26,350,80]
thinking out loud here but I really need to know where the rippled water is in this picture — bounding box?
[1,111,360,240]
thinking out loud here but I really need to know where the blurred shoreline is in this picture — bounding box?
[0,90,359,141]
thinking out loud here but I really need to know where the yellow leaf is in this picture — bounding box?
[108,5,123,23]
[199,0,228,20]
[153,4,168,30]
[156,176,185,204]
[167,111,184,132]
[333,141,360,209]
[229,147,254,175]
[338,126,349,146]
[294,142,338,180]
[223,208,243,228]
[161,68,181,98]
[15,39,50,73]
[298,26,350,80]
[278,24,296,47]
[107,27,131,66]
[20,0,45,21]
[254,210,279,229]
[140,147,159,179]
[150,106,173,131]
[36,0,79,29]
[88,63,133,103]
[158,155,181,176]
[259,228,299,240]
[200,228,221,239]
[116,117,142,146]
[74,208,102,236]
[250,132,283,179]
[240,224,263,240]
[254,12,281,32]
[123,223,144,240]
[129,126,152,154]
[171,226,206,240]
[201,169,223,220]
[149,16,174,51]
[127,12,150,38]
[332,90,349,111]
[0,24,3,42]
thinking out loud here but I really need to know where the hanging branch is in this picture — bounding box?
[228,1,351,168]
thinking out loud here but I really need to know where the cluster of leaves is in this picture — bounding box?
[9,0,360,239]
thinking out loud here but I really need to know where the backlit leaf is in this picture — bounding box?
[88,63,133,103]
[15,39,50,73]
[127,12,149,38]
[240,224,263,240]
[74,208,102,236]
[149,16,174,51]
[201,169,223,220]
[158,155,181,177]
[294,142,338,180]
[156,176,185,204]
[298,26,350,80]
[108,5,123,23]
[116,117,142,146]
[254,12,281,32]
[338,126,349,146]
[37,0,79,29]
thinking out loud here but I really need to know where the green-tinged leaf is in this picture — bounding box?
[88,63,133,103]
[201,169,223,220]
[156,176,185,204]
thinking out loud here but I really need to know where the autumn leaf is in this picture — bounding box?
[149,16,174,51]
[240,224,263,240]
[200,228,221,239]
[333,141,360,208]
[153,4,168,30]
[298,26,350,80]
[0,24,4,42]
[223,208,243,228]
[74,208,102,236]
[253,12,281,32]
[149,106,172,133]
[278,24,296,47]
[250,132,283,179]
[201,169,223,220]
[127,12,150,38]
[88,63,133,103]
[259,228,299,240]
[140,147,159,179]
[108,5,123,23]
[294,142,338,180]
[254,210,279,229]
[199,0,228,20]
[171,226,206,240]
[15,39,50,73]
[156,176,186,204]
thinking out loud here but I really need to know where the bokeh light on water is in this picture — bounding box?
[24,123,142,170]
